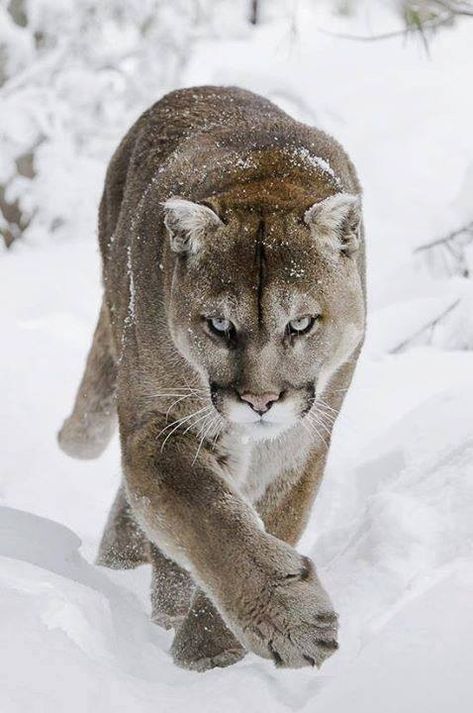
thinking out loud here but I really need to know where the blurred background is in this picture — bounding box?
[2,0,473,341]
[1,2,473,711]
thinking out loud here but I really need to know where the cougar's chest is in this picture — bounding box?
[219,427,311,504]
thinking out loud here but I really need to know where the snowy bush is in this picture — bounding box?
[2,0,471,249]
[0,0,255,247]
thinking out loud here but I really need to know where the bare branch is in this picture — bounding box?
[390,299,461,354]
[435,0,473,16]
[317,12,454,42]
[414,220,473,253]
[249,0,259,25]
[318,0,473,44]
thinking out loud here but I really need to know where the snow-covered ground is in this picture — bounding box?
[2,4,473,712]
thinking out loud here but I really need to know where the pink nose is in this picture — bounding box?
[240,392,280,414]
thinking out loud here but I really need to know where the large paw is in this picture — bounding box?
[171,590,246,672]
[240,557,338,669]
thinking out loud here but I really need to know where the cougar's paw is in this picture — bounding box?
[171,590,246,672]
[242,557,338,669]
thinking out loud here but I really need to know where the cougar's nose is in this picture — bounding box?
[239,391,281,415]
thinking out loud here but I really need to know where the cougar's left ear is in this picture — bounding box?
[163,197,223,254]
[304,193,361,257]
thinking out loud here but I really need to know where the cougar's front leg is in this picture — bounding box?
[258,448,328,546]
[123,415,338,670]
[172,449,331,670]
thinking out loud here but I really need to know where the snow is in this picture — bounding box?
[2,2,473,711]
[285,146,339,183]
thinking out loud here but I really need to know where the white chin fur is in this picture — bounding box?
[244,421,294,442]
[226,401,298,441]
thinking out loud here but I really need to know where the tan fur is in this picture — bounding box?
[58,86,366,671]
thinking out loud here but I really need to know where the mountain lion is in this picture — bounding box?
[59,86,366,671]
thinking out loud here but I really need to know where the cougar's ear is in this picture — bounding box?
[304,193,361,257]
[163,197,223,254]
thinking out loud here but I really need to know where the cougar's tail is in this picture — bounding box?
[58,300,117,459]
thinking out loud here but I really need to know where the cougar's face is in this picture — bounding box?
[165,196,365,440]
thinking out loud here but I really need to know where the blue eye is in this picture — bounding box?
[207,317,234,335]
[287,315,317,336]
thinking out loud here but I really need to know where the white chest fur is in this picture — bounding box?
[219,425,314,504]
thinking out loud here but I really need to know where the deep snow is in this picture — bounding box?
[1,4,473,712]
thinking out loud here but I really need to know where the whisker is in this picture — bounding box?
[165,392,196,420]
[308,412,333,438]
[146,382,208,398]
[193,415,218,465]
[311,401,337,417]
[157,405,209,438]
[161,411,212,453]
[314,395,357,433]
[158,406,212,450]
[206,413,224,451]
[183,376,209,395]
[147,391,207,398]
[304,415,329,449]
[308,395,336,411]
[182,408,216,436]
[310,408,335,430]
[311,407,337,426]
[211,419,223,450]
[306,413,327,436]
[314,399,339,416]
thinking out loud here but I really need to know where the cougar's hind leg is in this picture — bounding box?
[97,485,194,625]
[96,484,149,569]
[58,299,117,459]
[149,544,195,630]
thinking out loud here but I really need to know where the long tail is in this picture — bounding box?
[58,299,117,459]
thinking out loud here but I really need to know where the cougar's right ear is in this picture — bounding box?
[163,197,223,254]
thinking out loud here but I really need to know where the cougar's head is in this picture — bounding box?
[163,191,365,441]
